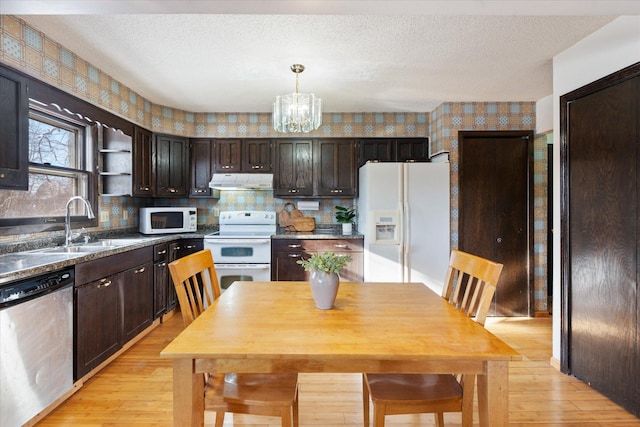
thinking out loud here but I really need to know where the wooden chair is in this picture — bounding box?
[168,249,299,427]
[362,249,503,427]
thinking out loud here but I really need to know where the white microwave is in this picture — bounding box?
[139,207,197,234]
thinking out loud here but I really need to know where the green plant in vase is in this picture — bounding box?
[335,205,356,234]
[297,251,352,309]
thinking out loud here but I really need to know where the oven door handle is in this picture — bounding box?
[207,239,271,245]
[216,264,270,270]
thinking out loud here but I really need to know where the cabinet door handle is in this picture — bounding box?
[221,165,231,169]
[138,186,150,191]
[334,244,347,248]
[98,279,112,288]
[288,244,302,248]
[158,262,167,267]
[287,253,301,258]
[251,165,264,169]
[194,189,207,193]
[330,189,344,193]
[185,244,196,249]
[288,189,299,193]
[134,267,146,274]
[168,188,178,193]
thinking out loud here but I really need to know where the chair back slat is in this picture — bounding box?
[441,249,503,325]
[168,249,221,327]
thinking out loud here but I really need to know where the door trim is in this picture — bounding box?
[459,130,535,317]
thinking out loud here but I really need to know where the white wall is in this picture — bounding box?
[535,95,553,133]
[551,16,640,363]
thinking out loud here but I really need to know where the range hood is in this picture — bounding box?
[209,173,273,190]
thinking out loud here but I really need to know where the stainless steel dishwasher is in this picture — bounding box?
[0,267,74,427]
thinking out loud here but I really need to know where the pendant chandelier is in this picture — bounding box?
[272,64,322,133]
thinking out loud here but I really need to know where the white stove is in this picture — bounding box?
[205,210,276,238]
[204,211,275,290]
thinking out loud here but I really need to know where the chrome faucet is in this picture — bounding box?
[65,196,95,247]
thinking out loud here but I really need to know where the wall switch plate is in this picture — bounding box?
[122,210,128,221]
[100,210,109,223]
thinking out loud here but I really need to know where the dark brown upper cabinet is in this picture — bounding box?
[189,138,216,198]
[153,134,189,197]
[274,139,314,197]
[396,138,429,162]
[214,138,242,172]
[316,139,357,197]
[132,126,153,196]
[214,138,272,173]
[0,66,29,190]
[357,138,429,167]
[242,139,272,172]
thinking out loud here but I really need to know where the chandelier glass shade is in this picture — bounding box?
[273,64,322,133]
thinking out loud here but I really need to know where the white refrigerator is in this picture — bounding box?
[357,161,450,294]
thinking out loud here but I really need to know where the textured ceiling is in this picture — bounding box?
[4,1,639,113]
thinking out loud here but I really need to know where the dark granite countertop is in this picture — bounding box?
[0,226,362,285]
[0,231,211,286]
[272,226,364,240]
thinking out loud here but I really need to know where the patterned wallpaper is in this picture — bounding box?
[0,15,549,312]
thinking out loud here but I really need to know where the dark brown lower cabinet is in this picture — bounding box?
[271,239,317,281]
[166,238,203,312]
[153,243,168,319]
[75,272,120,380]
[317,239,363,282]
[121,261,153,343]
[271,238,363,282]
[74,246,153,380]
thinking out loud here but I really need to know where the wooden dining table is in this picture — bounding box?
[161,281,521,426]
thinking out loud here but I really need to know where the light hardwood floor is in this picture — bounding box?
[37,314,640,427]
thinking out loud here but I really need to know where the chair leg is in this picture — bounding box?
[362,374,370,427]
[373,402,385,427]
[281,406,292,427]
[461,374,475,427]
[214,410,225,427]
[293,386,299,427]
[434,412,445,427]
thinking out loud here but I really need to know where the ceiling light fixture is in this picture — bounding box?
[272,64,322,133]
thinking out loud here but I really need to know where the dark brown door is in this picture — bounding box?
[562,66,640,416]
[459,131,533,316]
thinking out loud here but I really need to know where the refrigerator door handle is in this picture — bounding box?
[402,164,410,282]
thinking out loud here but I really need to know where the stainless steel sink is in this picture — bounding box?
[30,245,116,254]
[87,238,150,246]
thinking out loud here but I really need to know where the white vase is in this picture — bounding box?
[341,223,353,235]
[309,270,340,309]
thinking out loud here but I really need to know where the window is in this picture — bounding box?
[0,107,96,229]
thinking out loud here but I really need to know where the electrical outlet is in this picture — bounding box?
[100,210,109,223]
[213,208,220,217]
[122,210,128,221]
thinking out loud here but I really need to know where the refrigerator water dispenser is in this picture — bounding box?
[371,211,400,244]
